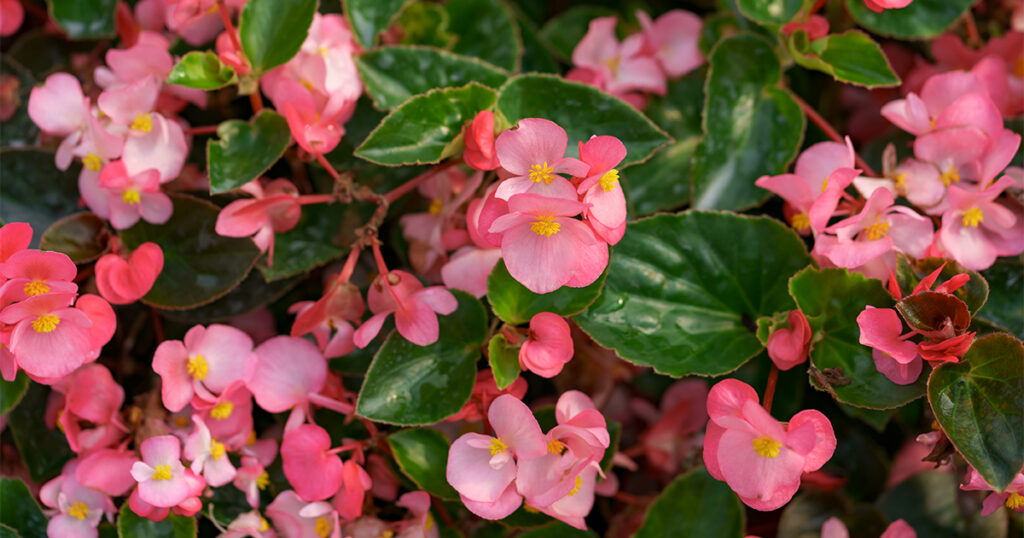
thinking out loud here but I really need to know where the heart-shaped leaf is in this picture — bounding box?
[207,110,292,194]
[575,212,812,377]
[356,291,485,424]
[47,0,116,39]
[736,0,805,26]
[387,428,460,500]
[119,195,261,309]
[117,502,197,538]
[445,0,521,72]
[487,260,606,325]
[634,467,745,538]
[344,0,411,49]
[0,148,81,248]
[691,34,804,211]
[845,0,976,39]
[39,212,110,264]
[0,478,48,538]
[788,30,901,88]
[239,0,318,73]
[488,334,521,390]
[928,333,1024,492]
[167,51,237,90]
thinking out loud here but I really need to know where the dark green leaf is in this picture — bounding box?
[839,403,893,432]
[691,34,804,210]
[356,291,485,424]
[635,467,745,538]
[896,256,989,317]
[845,0,976,39]
[488,334,521,390]
[0,57,39,148]
[600,420,621,472]
[239,0,318,73]
[387,428,460,500]
[159,271,299,324]
[257,203,346,281]
[47,0,116,39]
[518,523,596,538]
[0,523,18,538]
[538,6,617,61]
[736,0,804,25]
[496,74,671,167]
[0,478,48,538]
[979,256,1023,338]
[575,212,812,377]
[878,472,1008,538]
[6,383,73,482]
[167,51,237,90]
[120,195,261,309]
[116,502,197,538]
[355,83,497,166]
[513,9,558,74]
[789,267,926,409]
[928,333,1024,491]
[394,2,455,48]
[357,46,508,110]
[0,148,81,248]
[0,373,29,416]
[344,0,411,49]
[789,30,901,88]
[207,110,292,194]
[487,260,606,325]
[39,212,110,264]
[445,0,521,72]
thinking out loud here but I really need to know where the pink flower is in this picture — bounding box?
[57,364,127,453]
[81,160,173,230]
[489,193,607,294]
[767,310,812,371]
[939,176,1024,270]
[40,461,117,538]
[493,118,589,201]
[464,110,500,171]
[857,306,922,385]
[961,467,1024,516]
[184,415,237,487]
[863,0,912,12]
[0,221,32,264]
[352,270,458,348]
[221,511,276,538]
[822,516,917,538]
[281,424,345,502]
[917,332,974,364]
[267,490,341,538]
[95,242,163,305]
[0,249,78,307]
[290,275,364,359]
[576,135,627,245]
[215,179,304,265]
[569,17,667,104]
[152,323,257,412]
[129,435,205,510]
[636,9,704,78]
[333,459,372,520]
[447,394,547,519]
[396,491,440,538]
[519,312,574,378]
[399,168,482,276]
[440,186,506,297]
[28,73,123,171]
[76,448,138,497]
[639,379,708,475]
[703,379,836,511]
[247,335,352,417]
[852,158,946,211]
[0,0,24,36]
[782,15,830,41]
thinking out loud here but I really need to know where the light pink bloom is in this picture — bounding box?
[863,0,912,12]
[852,158,946,211]
[221,511,278,538]
[961,467,1024,516]
[247,335,352,417]
[81,160,172,230]
[464,111,500,171]
[767,310,812,371]
[939,176,1024,270]
[152,323,257,412]
[281,424,344,502]
[395,491,440,538]
[40,461,116,538]
[399,168,481,276]
[353,270,458,348]
[857,306,922,385]
[267,490,341,538]
[95,242,164,305]
[184,415,237,487]
[535,464,599,530]
[130,435,204,509]
[518,312,574,378]
[198,383,256,449]
[576,136,627,245]
[636,9,704,78]
[822,516,916,538]
[215,180,303,264]
[569,17,667,104]
[493,118,589,201]
[290,275,364,359]
[440,187,505,297]
[28,73,123,171]
[121,113,188,183]
[703,379,836,511]
[816,188,934,269]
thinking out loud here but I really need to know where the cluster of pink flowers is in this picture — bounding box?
[568,10,704,108]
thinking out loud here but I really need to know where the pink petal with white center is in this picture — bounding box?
[27,73,88,135]
[447,432,517,503]
[716,426,804,507]
[495,118,570,176]
[500,216,595,294]
[249,335,325,412]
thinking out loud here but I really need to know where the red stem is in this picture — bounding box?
[338,246,361,283]
[763,365,779,414]
[963,11,982,47]
[184,125,220,136]
[315,152,342,182]
[790,92,879,177]
[383,161,457,204]
[217,0,262,113]
[297,194,335,205]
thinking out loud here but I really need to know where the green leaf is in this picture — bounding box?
[488,334,521,390]
[355,83,497,166]
[257,203,346,281]
[575,212,812,377]
[356,46,508,110]
[878,472,1008,538]
[845,0,976,39]
[159,271,299,324]
[635,467,745,538]
[39,212,111,264]
[538,6,616,61]
[496,74,671,167]
[789,267,927,409]
[788,30,900,88]
[979,256,1023,338]
[1,57,39,148]
[357,291,485,424]
[736,0,804,25]
[116,502,197,538]
[387,428,460,500]
[207,110,292,194]
[6,383,73,482]
[691,34,804,211]
[896,256,989,317]
[513,9,559,74]
[445,0,521,72]
[239,0,318,73]
[928,333,1024,492]
[344,0,411,49]
[0,373,29,416]
[120,195,261,309]
[0,478,48,538]
[46,0,116,39]
[394,2,455,48]
[167,51,237,90]
[0,148,81,248]
[518,523,597,538]
[487,260,606,325]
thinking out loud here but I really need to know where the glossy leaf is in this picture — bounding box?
[355,83,497,166]
[344,0,411,49]
[878,472,1008,538]
[120,195,261,309]
[356,291,485,425]
[257,203,346,281]
[496,74,671,167]
[691,34,804,211]
[116,502,198,538]
[896,292,970,337]
[6,383,73,481]
[0,478,48,538]
[575,212,811,377]
[394,2,455,48]
[0,373,29,416]
[845,0,976,39]
[513,9,559,74]
[39,212,110,264]
[979,256,1023,338]
[538,6,616,61]
[634,467,745,538]
[160,271,299,324]
[167,51,237,90]
[239,0,318,73]
[487,260,606,325]
[788,30,901,88]
[736,0,804,25]
[387,428,460,500]
[207,110,292,194]
[47,0,116,39]
[356,46,508,110]
[896,256,988,316]
[488,334,521,390]
[928,333,1024,492]
[789,267,927,409]
[445,0,521,72]
[0,148,81,248]
[519,523,597,538]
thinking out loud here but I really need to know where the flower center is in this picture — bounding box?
[257,472,270,490]
[529,162,555,184]
[567,474,583,496]
[314,516,331,538]
[892,172,907,190]
[68,501,89,520]
[122,188,141,205]
[23,280,50,296]
[865,216,890,241]
[131,113,153,133]
[791,213,810,232]
[530,216,560,237]
[210,439,226,460]
[151,465,173,481]
[488,437,508,456]
[31,314,60,333]
[428,198,444,215]
[1006,492,1024,510]
[752,436,781,458]
[599,169,619,192]
[187,354,209,380]
[259,518,270,532]
[940,165,960,186]
[962,207,984,228]
[547,439,567,455]
[821,175,829,192]
[82,152,102,172]
[210,401,234,420]
[602,56,620,75]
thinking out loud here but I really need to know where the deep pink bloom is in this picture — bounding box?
[857,306,922,385]
[40,461,117,538]
[0,222,32,264]
[863,0,912,12]
[152,323,256,412]
[247,335,352,419]
[353,270,458,348]
[464,110,500,171]
[576,136,627,245]
[130,435,205,509]
[281,424,344,502]
[519,312,574,378]
[58,364,127,453]
[0,249,78,307]
[569,17,667,103]
[0,0,24,36]
[640,379,708,475]
[333,459,372,520]
[767,310,812,371]
[939,176,1024,270]
[76,448,137,497]
[95,242,164,305]
[636,9,704,78]
[493,118,589,201]
[961,467,1024,516]
[446,370,528,423]
[917,332,974,364]
[215,179,303,265]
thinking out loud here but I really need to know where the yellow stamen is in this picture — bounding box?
[752,436,781,459]
[380,532,394,538]
[865,216,890,241]
[488,438,508,456]
[428,198,444,215]
[317,46,330,57]
[68,501,89,521]
[247,431,257,445]
[425,513,435,531]
[523,504,539,513]
[210,439,226,460]
[892,172,907,189]
[82,152,102,171]
[962,207,984,228]
[131,113,153,133]
[530,216,560,237]
[567,474,583,496]
[529,162,555,184]
[547,439,567,455]
[23,280,50,296]
[186,354,209,380]
[1006,492,1024,510]
[210,401,234,420]
[256,472,270,490]
[602,56,620,74]
[151,465,173,481]
[122,188,141,205]
[791,213,810,232]
[56,409,65,433]
[259,518,270,532]
[31,314,60,333]
[940,166,960,186]
[599,169,619,192]
[300,79,315,92]
[314,516,331,538]
[173,416,189,427]
[821,176,829,192]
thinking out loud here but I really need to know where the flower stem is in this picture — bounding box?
[185,125,221,136]
[790,92,879,177]
[762,364,780,414]
[383,160,458,204]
